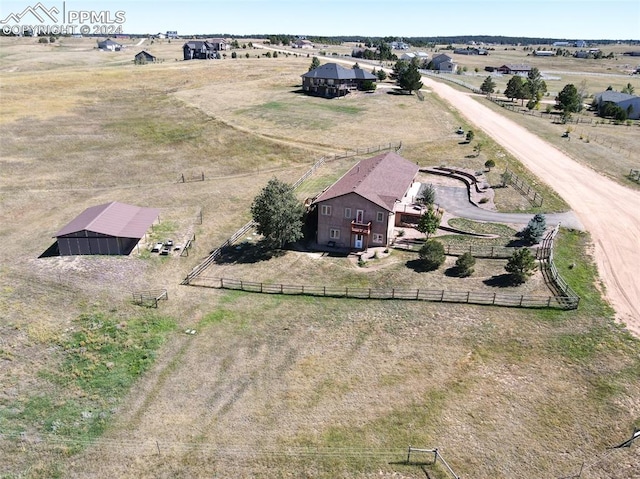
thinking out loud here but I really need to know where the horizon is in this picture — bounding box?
[1,0,639,41]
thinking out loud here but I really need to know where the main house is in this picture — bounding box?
[301,62,377,97]
[311,152,420,251]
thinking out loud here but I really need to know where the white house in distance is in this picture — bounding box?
[401,51,429,66]
[293,39,314,49]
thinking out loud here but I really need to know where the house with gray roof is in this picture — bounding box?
[593,91,640,119]
[54,201,160,255]
[183,40,217,60]
[311,152,419,250]
[98,38,122,51]
[496,64,532,76]
[430,53,457,73]
[301,63,377,97]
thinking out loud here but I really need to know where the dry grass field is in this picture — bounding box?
[1,37,639,479]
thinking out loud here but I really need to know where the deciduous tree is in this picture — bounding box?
[417,206,442,239]
[251,178,304,249]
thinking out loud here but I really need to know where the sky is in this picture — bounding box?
[1,0,639,40]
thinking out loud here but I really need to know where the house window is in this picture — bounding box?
[321,205,332,216]
[344,208,351,219]
[372,233,384,244]
[329,228,340,239]
[376,211,385,222]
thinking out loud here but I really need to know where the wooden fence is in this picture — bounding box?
[188,276,576,310]
[538,225,580,308]
[502,167,544,207]
[178,172,205,183]
[394,239,537,259]
[405,446,460,479]
[131,289,168,308]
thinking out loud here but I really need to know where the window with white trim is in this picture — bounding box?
[321,205,332,216]
[372,233,384,244]
[329,228,340,239]
[344,207,351,219]
[376,211,385,222]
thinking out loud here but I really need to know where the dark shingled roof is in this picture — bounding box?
[55,202,160,238]
[313,152,419,211]
[302,62,376,81]
[595,91,637,103]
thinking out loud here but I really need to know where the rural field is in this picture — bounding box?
[0,36,639,478]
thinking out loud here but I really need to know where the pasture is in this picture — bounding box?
[0,36,639,479]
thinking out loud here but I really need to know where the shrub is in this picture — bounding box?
[519,213,546,245]
[419,240,446,271]
[484,159,496,171]
[505,248,537,284]
[455,252,476,277]
[465,130,475,142]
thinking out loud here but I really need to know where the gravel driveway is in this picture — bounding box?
[423,76,640,336]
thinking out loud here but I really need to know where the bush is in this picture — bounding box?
[419,240,446,271]
[505,248,537,284]
[465,130,475,142]
[484,159,496,171]
[455,252,476,277]
[519,213,546,245]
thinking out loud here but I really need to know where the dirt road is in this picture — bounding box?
[422,77,640,336]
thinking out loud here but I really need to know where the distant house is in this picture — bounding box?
[453,47,487,55]
[553,41,570,47]
[311,152,420,251]
[575,40,587,48]
[293,39,314,49]
[593,91,640,119]
[533,50,555,56]
[431,53,457,72]
[156,32,166,39]
[134,50,156,63]
[166,30,179,39]
[54,201,160,256]
[209,38,229,51]
[301,62,376,98]
[401,51,429,64]
[496,64,532,75]
[98,38,122,51]
[390,41,410,50]
[183,40,217,60]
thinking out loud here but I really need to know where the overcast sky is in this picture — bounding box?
[2,0,639,39]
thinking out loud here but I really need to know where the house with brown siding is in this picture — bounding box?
[312,152,419,251]
[301,62,377,98]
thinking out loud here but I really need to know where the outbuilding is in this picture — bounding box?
[54,201,160,256]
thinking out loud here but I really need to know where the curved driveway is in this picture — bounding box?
[423,76,640,335]
[435,185,585,230]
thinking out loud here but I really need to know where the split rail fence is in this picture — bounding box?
[131,289,168,308]
[405,446,460,479]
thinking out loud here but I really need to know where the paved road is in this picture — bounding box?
[435,185,585,230]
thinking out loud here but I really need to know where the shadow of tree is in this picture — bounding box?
[215,239,284,265]
[483,273,517,287]
[406,258,441,273]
